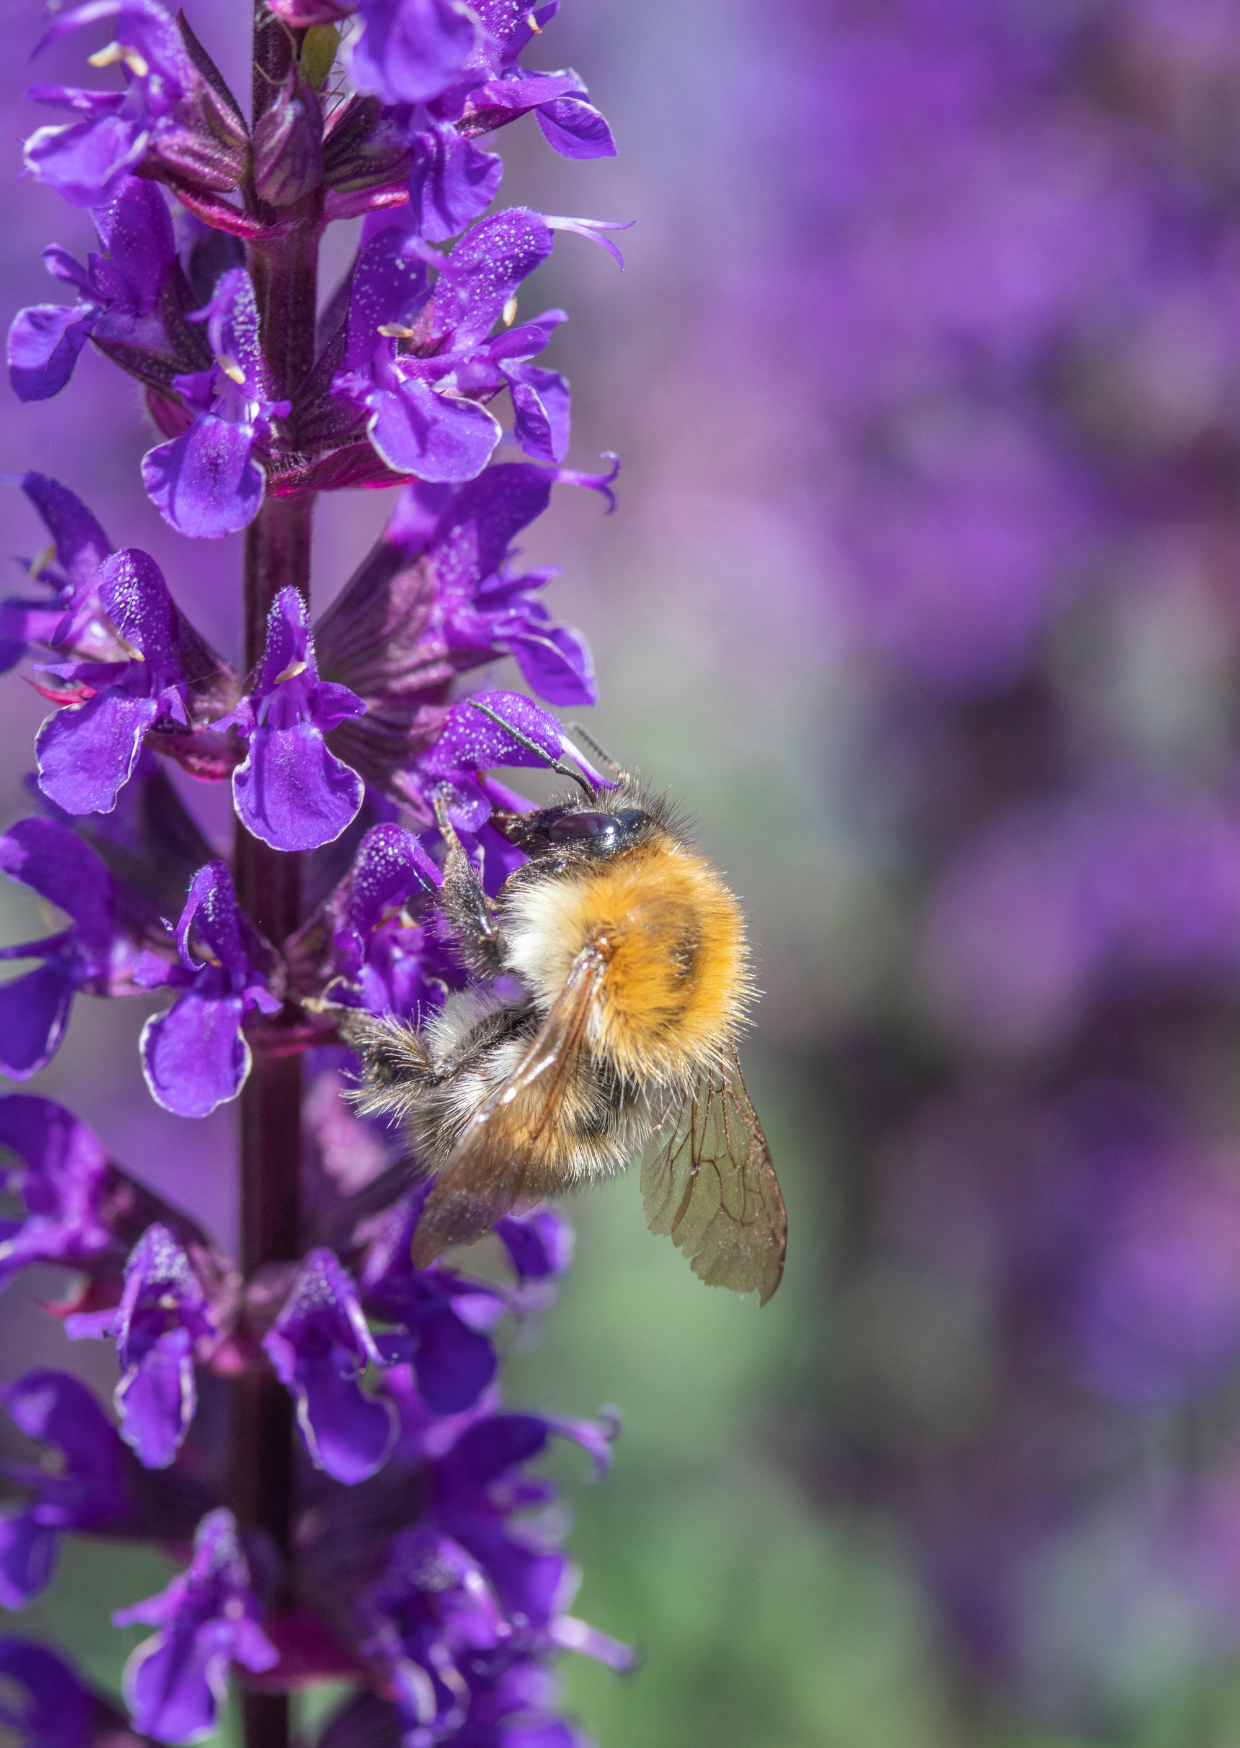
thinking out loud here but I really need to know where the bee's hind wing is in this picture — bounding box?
[640,1044,787,1305]
[410,947,607,1268]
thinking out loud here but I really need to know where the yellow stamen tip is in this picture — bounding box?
[28,543,56,580]
[274,660,308,686]
[377,323,415,339]
[116,634,145,662]
[218,354,246,386]
[88,41,147,75]
[502,294,518,327]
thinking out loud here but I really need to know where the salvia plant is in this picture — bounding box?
[0,3,637,1746]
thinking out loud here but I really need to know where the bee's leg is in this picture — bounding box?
[433,791,506,976]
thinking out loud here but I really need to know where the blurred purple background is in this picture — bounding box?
[10,0,1240,1744]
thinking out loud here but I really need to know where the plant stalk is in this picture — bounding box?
[232,16,322,1748]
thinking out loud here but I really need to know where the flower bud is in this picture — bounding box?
[322,95,414,194]
[253,69,325,207]
[145,13,250,196]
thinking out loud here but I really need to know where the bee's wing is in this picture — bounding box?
[639,1044,787,1305]
[410,947,607,1268]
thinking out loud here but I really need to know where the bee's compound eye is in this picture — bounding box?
[615,809,651,837]
[547,810,620,848]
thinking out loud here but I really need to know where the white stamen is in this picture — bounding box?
[502,294,518,326]
[88,41,149,76]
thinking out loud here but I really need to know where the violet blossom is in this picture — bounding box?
[142,269,291,538]
[226,589,367,852]
[333,207,577,482]
[264,1247,397,1486]
[66,1224,222,1470]
[134,861,282,1118]
[114,1508,277,1744]
[0,818,142,1078]
[33,547,232,816]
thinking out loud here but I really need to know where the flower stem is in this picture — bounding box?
[232,20,323,1746]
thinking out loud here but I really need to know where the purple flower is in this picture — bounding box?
[135,862,282,1119]
[0,1371,132,1607]
[23,1,193,208]
[142,270,291,539]
[226,589,367,852]
[7,177,193,405]
[114,1508,278,1744]
[418,689,609,831]
[333,208,573,483]
[264,1249,397,1485]
[0,473,115,673]
[66,1225,222,1470]
[0,1639,134,1748]
[288,822,443,1018]
[313,461,612,811]
[33,548,231,817]
[357,1526,509,1738]
[359,1187,506,1415]
[349,0,481,108]
[0,819,142,1078]
[432,1412,620,1633]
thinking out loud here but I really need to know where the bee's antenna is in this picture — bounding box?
[565,722,627,779]
[467,699,595,799]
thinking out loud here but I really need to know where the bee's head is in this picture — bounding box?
[491,801,655,860]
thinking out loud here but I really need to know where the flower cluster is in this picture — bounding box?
[9,0,621,537]
[754,0,1240,1729]
[0,3,631,1746]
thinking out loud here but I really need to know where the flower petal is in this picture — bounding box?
[36,689,161,815]
[142,417,264,539]
[232,722,365,852]
[367,379,500,484]
[140,995,251,1119]
[6,304,97,403]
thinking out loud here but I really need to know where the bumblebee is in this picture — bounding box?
[348,713,787,1304]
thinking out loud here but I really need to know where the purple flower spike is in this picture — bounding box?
[67,1225,218,1470]
[34,548,220,816]
[229,589,367,852]
[0,1639,133,1748]
[264,1249,398,1484]
[135,862,282,1119]
[115,1508,278,1745]
[143,271,289,539]
[420,689,608,830]
[349,0,481,107]
[0,818,140,1079]
[24,2,191,209]
[0,1371,130,1609]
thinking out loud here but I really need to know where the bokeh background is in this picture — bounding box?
[11,0,1240,1743]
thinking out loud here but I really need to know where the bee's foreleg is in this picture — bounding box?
[434,791,506,976]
